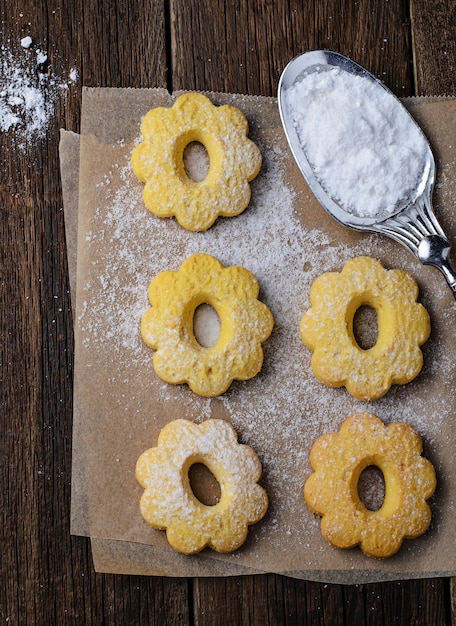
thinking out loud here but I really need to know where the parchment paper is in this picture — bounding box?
[62,87,456,582]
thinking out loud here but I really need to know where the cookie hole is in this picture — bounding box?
[302,261,313,272]
[183,141,210,182]
[188,463,221,506]
[193,303,221,348]
[353,304,378,350]
[357,465,385,511]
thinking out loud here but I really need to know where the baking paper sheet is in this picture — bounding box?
[62,88,456,582]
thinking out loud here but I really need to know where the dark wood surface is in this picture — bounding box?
[1,0,455,624]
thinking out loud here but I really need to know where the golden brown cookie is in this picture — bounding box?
[136,419,268,554]
[300,256,430,400]
[141,253,274,396]
[131,92,262,231]
[304,412,436,558]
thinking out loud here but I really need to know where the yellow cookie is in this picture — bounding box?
[131,92,262,231]
[136,419,268,554]
[304,412,436,558]
[141,253,274,396]
[300,256,430,400]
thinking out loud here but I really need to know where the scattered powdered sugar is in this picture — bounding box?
[285,66,429,218]
[0,40,78,148]
[20,36,33,49]
[78,128,453,564]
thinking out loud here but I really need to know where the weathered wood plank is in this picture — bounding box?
[194,576,452,625]
[170,0,413,96]
[0,1,190,624]
[410,0,456,95]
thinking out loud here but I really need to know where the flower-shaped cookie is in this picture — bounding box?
[300,256,430,400]
[136,419,268,554]
[141,253,274,396]
[131,92,262,231]
[304,413,436,558]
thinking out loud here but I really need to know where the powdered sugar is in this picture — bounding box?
[0,40,78,148]
[20,36,33,49]
[285,66,429,218]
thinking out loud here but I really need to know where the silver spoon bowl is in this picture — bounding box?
[278,49,456,298]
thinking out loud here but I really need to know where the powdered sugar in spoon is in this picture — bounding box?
[278,49,456,298]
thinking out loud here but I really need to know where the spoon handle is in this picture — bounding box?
[418,235,456,299]
[371,196,456,299]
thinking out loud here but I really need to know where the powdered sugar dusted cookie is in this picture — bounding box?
[136,419,268,554]
[141,253,274,397]
[131,92,262,231]
[300,256,430,400]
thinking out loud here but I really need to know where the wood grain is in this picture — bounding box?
[0,0,454,623]
[0,2,186,625]
[193,576,452,625]
[411,0,456,95]
[170,0,413,96]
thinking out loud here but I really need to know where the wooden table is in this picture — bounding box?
[1,1,455,623]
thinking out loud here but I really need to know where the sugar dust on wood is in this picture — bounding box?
[0,38,78,148]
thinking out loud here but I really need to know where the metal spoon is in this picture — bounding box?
[278,49,456,298]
